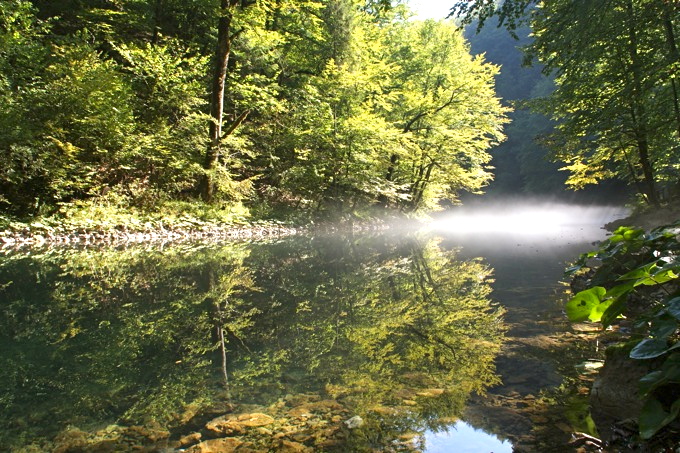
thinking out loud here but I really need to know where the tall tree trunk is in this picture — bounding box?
[662,2,680,137]
[151,0,163,45]
[201,0,235,202]
[626,0,659,207]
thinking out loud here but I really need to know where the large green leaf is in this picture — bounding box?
[639,370,665,396]
[565,287,607,322]
[649,317,678,340]
[667,297,680,320]
[630,338,670,360]
[639,396,680,439]
[638,354,680,395]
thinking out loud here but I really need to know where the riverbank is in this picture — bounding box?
[567,205,680,451]
[604,202,680,231]
[0,212,394,251]
[0,217,304,249]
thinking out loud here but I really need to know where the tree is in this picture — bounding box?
[450,0,536,32]
[454,0,680,206]
[530,0,679,206]
[201,0,247,202]
[384,19,508,212]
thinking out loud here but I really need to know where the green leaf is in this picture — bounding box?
[565,287,607,322]
[630,338,669,360]
[604,281,635,299]
[667,297,680,320]
[639,370,664,396]
[639,396,680,439]
[618,264,652,281]
[635,268,678,287]
[639,354,680,396]
[639,397,669,439]
[565,264,584,276]
[600,296,627,328]
[617,262,678,287]
[650,317,678,340]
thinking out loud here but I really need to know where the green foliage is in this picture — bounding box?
[565,224,680,439]
[529,0,680,204]
[1,0,510,221]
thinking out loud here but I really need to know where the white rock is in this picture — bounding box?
[344,415,364,429]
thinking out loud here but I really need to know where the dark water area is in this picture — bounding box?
[0,203,627,452]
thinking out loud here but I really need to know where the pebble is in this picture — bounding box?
[344,415,363,429]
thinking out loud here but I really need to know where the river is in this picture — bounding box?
[0,202,626,452]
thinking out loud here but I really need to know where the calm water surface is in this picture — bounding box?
[0,204,625,452]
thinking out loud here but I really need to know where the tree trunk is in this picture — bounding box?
[410,161,436,211]
[626,0,659,207]
[662,3,680,137]
[201,0,235,202]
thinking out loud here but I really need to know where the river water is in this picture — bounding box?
[0,203,626,452]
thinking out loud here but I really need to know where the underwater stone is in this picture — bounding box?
[344,415,363,429]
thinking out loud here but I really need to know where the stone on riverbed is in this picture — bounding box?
[206,413,275,435]
[344,415,364,429]
[186,437,244,452]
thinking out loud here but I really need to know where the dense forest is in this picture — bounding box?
[0,0,509,225]
[1,0,679,225]
[458,0,680,208]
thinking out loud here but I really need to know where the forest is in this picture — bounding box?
[1,0,511,228]
[2,0,678,228]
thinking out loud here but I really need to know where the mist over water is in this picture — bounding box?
[427,200,628,243]
[418,200,628,451]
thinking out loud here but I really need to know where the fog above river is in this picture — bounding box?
[427,200,628,243]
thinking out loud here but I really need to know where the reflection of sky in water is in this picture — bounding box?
[424,422,513,453]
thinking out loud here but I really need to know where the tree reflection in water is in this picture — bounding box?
[0,232,505,451]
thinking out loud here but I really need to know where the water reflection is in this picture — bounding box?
[425,202,625,451]
[424,421,513,453]
[0,234,505,451]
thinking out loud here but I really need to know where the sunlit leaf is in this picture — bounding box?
[565,286,607,322]
[630,338,669,360]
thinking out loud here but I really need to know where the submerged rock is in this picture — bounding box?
[344,415,364,429]
[186,437,244,453]
[179,432,202,447]
[206,413,275,435]
[277,439,312,452]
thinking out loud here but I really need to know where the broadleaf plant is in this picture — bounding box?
[565,223,680,439]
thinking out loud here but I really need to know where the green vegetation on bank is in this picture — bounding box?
[565,223,680,444]
[0,0,508,228]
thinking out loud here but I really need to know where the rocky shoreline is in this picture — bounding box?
[0,218,394,251]
[0,221,303,249]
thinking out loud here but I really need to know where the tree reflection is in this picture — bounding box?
[0,244,256,449]
[236,234,505,448]
[0,233,505,451]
